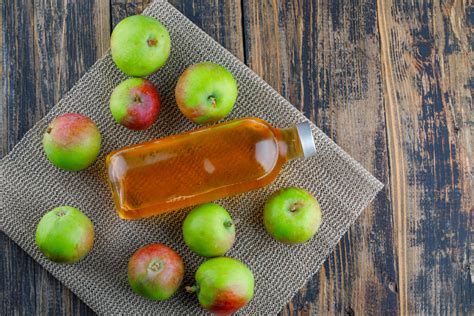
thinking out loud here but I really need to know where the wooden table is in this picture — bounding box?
[1,0,472,314]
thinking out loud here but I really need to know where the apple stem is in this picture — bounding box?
[208,96,216,107]
[185,285,198,293]
[289,201,304,212]
[224,220,234,228]
[147,38,157,46]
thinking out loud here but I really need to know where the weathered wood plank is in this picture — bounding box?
[111,0,153,27]
[3,0,472,315]
[1,0,110,314]
[377,0,473,314]
[242,0,397,314]
[167,0,244,60]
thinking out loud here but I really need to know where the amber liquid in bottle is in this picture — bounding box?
[106,118,310,219]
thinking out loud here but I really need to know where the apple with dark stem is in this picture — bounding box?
[182,203,235,257]
[186,257,254,314]
[36,206,95,263]
[111,15,171,77]
[175,62,238,125]
[264,187,322,244]
[110,78,161,130]
[128,243,184,301]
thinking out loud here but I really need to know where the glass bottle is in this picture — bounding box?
[106,117,316,219]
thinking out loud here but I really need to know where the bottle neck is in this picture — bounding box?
[275,126,305,162]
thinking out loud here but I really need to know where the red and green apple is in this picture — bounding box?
[128,243,184,301]
[187,257,254,314]
[42,113,101,171]
[109,78,161,130]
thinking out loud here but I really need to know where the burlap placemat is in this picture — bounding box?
[0,1,383,314]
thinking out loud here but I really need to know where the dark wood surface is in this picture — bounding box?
[1,0,472,314]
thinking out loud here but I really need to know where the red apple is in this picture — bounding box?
[109,78,161,130]
[128,243,184,301]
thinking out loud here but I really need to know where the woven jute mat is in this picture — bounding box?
[0,1,383,314]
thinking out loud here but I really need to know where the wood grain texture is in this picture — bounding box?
[377,0,472,314]
[243,0,397,314]
[1,0,109,314]
[1,0,473,315]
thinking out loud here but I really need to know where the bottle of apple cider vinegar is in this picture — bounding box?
[106,118,316,219]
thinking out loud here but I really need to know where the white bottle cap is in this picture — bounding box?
[296,122,317,158]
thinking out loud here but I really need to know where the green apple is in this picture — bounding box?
[182,203,235,257]
[175,62,238,124]
[186,257,254,314]
[111,15,171,77]
[35,206,95,263]
[264,187,322,244]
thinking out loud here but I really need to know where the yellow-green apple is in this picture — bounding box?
[175,62,237,124]
[36,206,95,263]
[264,187,322,244]
[182,203,235,257]
[111,15,171,77]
